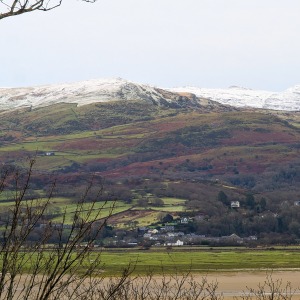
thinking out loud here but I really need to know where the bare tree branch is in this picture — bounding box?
[0,159,121,300]
[0,0,97,20]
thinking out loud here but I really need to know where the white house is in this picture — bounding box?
[164,240,184,247]
[174,240,184,246]
[231,201,240,208]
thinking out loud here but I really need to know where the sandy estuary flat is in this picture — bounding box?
[6,269,300,299]
[201,270,300,299]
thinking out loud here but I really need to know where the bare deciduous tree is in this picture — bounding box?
[237,273,298,300]
[0,0,96,20]
[0,158,125,300]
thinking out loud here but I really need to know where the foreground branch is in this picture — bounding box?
[0,0,97,20]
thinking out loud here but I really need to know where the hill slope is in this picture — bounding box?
[0,79,300,241]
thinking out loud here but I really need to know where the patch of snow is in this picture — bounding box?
[0,78,166,111]
[1,79,300,112]
[168,86,300,111]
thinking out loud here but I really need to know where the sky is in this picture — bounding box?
[0,0,300,91]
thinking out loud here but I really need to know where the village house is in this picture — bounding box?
[231,201,240,208]
[164,240,184,247]
[180,217,193,224]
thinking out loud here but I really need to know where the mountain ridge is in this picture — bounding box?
[169,85,300,111]
[1,78,299,112]
[0,78,204,111]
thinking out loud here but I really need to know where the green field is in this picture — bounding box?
[0,197,131,224]
[0,193,188,227]
[3,248,300,276]
[75,248,300,275]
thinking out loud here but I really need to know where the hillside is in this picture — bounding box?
[0,79,300,243]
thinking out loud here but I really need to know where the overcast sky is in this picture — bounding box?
[0,0,299,91]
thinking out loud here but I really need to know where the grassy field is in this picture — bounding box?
[51,202,131,223]
[0,196,131,224]
[81,248,300,276]
[3,248,300,277]
[0,192,188,227]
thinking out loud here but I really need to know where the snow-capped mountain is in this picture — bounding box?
[0,78,194,111]
[169,85,300,111]
[1,78,299,112]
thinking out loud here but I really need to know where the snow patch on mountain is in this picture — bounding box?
[1,79,300,112]
[169,86,300,111]
[0,78,167,111]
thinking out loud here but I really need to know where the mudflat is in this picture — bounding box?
[5,270,300,299]
[202,270,300,299]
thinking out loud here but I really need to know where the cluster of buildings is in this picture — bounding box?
[138,226,257,247]
[103,219,258,248]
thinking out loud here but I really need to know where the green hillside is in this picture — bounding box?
[0,101,300,240]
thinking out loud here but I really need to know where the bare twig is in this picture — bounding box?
[0,0,97,20]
